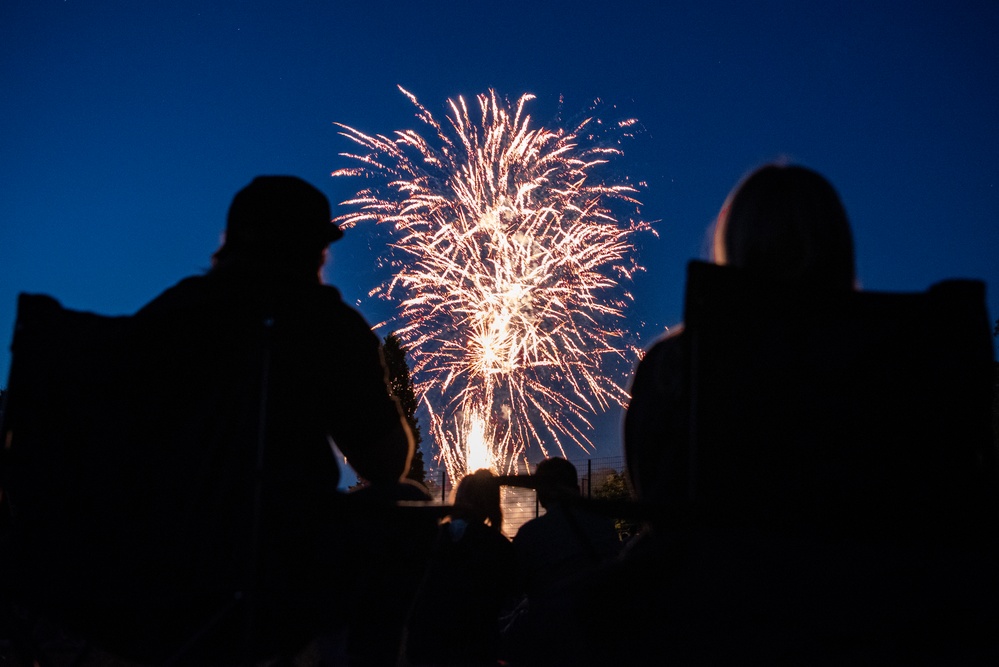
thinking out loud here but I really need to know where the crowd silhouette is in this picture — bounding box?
[1,166,997,665]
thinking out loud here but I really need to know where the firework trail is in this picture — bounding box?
[333,87,653,482]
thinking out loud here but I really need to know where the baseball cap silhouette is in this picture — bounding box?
[222,176,343,256]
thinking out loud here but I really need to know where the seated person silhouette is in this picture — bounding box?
[512,457,621,598]
[626,163,858,518]
[405,469,519,667]
[1,176,429,665]
[629,164,997,542]
[523,164,998,666]
[621,164,998,664]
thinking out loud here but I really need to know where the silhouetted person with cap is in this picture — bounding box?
[503,458,621,662]
[129,175,424,663]
[513,458,620,598]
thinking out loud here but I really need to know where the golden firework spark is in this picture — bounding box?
[333,87,653,483]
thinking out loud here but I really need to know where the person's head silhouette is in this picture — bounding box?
[451,468,503,531]
[713,164,856,291]
[533,457,580,509]
[212,175,343,280]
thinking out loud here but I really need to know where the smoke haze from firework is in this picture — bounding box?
[333,87,653,483]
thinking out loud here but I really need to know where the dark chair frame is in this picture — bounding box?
[681,260,998,546]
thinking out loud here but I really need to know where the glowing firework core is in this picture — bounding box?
[333,87,652,483]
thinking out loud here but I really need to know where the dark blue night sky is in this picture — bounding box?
[3,1,997,469]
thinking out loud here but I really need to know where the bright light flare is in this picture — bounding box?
[333,87,654,483]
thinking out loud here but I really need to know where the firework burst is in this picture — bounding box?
[333,87,653,482]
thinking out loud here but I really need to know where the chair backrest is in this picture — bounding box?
[682,261,998,547]
[1,293,272,663]
[2,295,133,601]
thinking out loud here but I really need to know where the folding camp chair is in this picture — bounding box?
[0,293,296,665]
[682,260,998,546]
[661,260,999,661]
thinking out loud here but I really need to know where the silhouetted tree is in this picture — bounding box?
[383,333,427,485]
